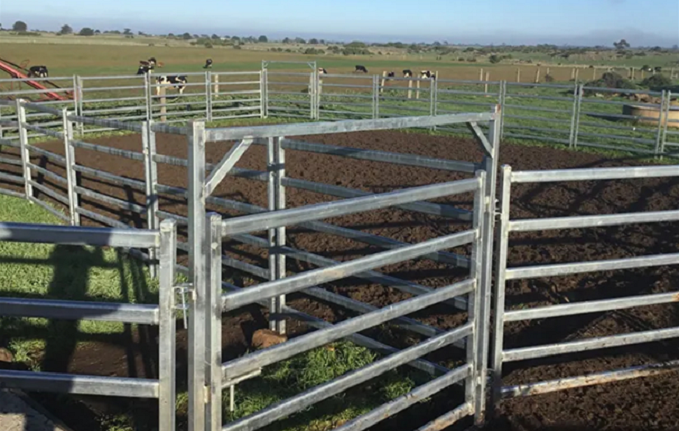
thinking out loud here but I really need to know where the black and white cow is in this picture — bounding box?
[420,70,436,80]
[137,65,151,75]
[402,69,413,78]
[318,67,328,75]
[204,59,213,69]
[387,71,395,78]
[156,75,188,95]
[354,65,368,73]
[27,66,49,78]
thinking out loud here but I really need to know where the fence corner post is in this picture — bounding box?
[15,99,32,201]
[260,68,268,119]
[206,70,213,123]
[655,90,667,158]
[62,108,80,226]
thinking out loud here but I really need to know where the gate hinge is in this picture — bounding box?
[174,283,194,329]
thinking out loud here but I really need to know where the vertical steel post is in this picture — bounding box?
[274,136,286,334]
[206,213,223,431]
[72,75,79,118]
[261,70,268,119]
[467,170,486,421]
[568,83,579,149]
[473,106,501,426]
[187,121,208,431]
[499,81,507,139]
[62,109,79,226]
[654,90,667,157]
[158,218,177,431]
[144,72,153,122]
[206,71,213,122]
[267,137,279,331]
[372,74,379,120]
[660,91,672,157]
[15,99,32,200]
[142,121,159,277]
[572,84,584,149]
[76,76,84,135]
[489,165,512,416]
[309,72,315,120]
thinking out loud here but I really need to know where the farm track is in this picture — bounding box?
[1,130,679,430]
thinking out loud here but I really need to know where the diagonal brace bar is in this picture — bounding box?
[204,138,254,197]
[467,122,492,156]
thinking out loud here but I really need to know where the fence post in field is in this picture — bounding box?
[660,91,672,157]
[516,68,521,83]
[408,79,413,99]
[213,73,219,97]
[309,72,315,119]
[575,68,580,82]
[380,71,386,94]
[571,68,576,80]
[159,86,167,123]
[569,84,584,149]
[143,72,152,122]
[206,70,213,122]
[534,68,541,84]
[71,75,79,118]
[142,120,160,277]
[479,68,484,81]
[498,81,507,139]
[373,74,379,120]
[187,120,208,431]
[260,69,268,119]
[416,79,421,100]
[654,90,667,157]
[267,136,287,334]
[61,108,80,226]
[15,99,32,200]
[485,72,490,94]
[76,76,85,135]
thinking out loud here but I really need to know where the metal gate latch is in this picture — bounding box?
[174,282,194,329]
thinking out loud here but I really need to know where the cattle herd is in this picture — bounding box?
[349,65,437,80]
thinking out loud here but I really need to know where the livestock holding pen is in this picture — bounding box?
[1,67,679,431]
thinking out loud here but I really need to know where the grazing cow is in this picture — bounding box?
[156,75,188,95]
[354,65,368,73]
[137,65,152,75]
[403,69,413,78]
[140,57,158,69]
[27,66,49,78]
[204,59,213,69]
[655,66,663,73]
[318,68,328,75]
[420,70,436,80]
[387,72,395,78]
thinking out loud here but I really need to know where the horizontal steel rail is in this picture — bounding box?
[415,402,474,431]
[222,230,475,311]
[73,164,146,190]
[509,209,679,232]
[0,188,24,198]
[221,323,473,431]
[0,298,159,324]
[510,165,679,183]
[332,365,471,431]
[66,114,143,133]
[0,221,159,247]
[29,198,69,222]
[503,326,679,362]
[504,291,679,322]
[27,163,68,185]
[0,172,24,184]
[27,181,69,205]
[19,101,64,115]
[0,370,159,398]
[26,145,67,166]
[505,252,679,280]
[71,139,145,161]
[208,113,494,141]
[221,178,479,235]
[75,186,147,214]
[76,207,131,229]
[501,360,679,398]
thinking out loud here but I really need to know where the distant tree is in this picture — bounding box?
[12,21,28,31]
[319,39,325,44]
[211,34,220,40]
[123,28,132,35]
[182,32,192,40]
[433,41,441,46]
[613,39,630,50]
[488,54,501,64]
[294,37,306,44]
[258,35,268,43]
[649,46,663,52]
[79,27,95,36]
[59,24,73,35]
[94,29,101,34]
[205,42,213,49]
[673,44,679,51]
[308,38,319,44]
[232,36,241,42]
[282,37,291,44]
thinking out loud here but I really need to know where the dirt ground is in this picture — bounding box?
[2,129,679,431]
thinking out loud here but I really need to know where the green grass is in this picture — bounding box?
[215,341,423,431]
[0,194,156,371]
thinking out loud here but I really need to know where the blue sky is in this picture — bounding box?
[2,0,678,46]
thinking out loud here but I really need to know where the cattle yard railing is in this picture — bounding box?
[180,111,501,431]
[0,219,179,431]
[1,65,677,157]
[491,164,679,411]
